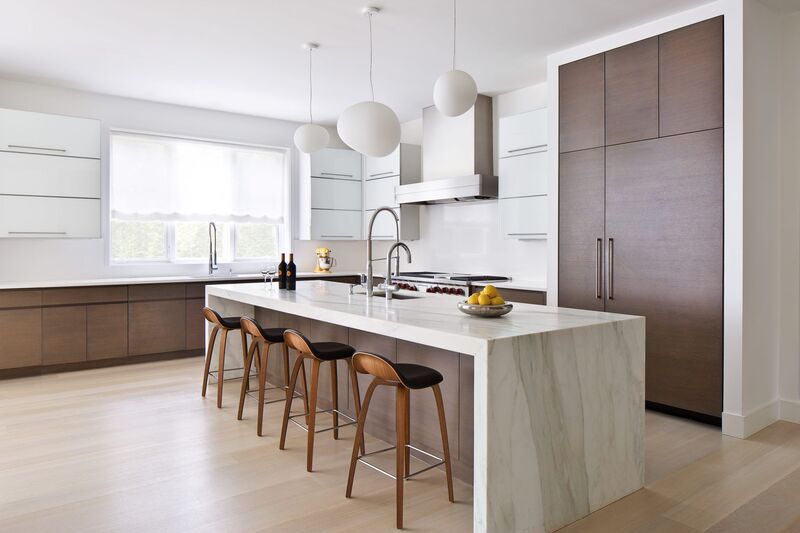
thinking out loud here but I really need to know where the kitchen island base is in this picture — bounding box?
[207,282,645,532]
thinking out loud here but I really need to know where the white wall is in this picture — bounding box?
[0,78,367,279]
[393,84,549,284]
[779,12,800,423]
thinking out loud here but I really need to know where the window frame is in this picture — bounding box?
[107,128,292,267]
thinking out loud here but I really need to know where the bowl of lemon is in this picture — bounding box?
[457,284,513,318]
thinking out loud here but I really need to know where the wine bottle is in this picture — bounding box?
[287,253,297,290]
[278,253,287,289]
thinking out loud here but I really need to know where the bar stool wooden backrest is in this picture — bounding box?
[201,306,246,409]
[347,351,454,529]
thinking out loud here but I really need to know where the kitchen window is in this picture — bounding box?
[109,131,289,264]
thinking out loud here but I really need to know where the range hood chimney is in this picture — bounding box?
[396,94,496,205]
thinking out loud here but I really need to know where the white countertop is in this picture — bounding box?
[0,271,362,290]
[206,280,638,355]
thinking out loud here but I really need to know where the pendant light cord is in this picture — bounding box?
[308,48,314,124]
[368,11,375,101]
[452,0,457,71]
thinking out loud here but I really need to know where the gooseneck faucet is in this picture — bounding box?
[381,242,411,300]
[208,222,218,275]
[365,206,401,296]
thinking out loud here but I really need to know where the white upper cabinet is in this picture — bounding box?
[499,196,548,239]
[364,175,400,210]
[0,151,101,198]
[310,209,362,240]
[364,146,400,180]
[0,108,101,159]
[311,177,362,211]
[0,195,101,238]
[498,108,548,158]
[310,147,362,181]
[498,151,548,199]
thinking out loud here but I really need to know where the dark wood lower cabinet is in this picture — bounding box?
[0,308,42,369]
[185,298,205,351]
[129,300,186,356]
[42,305,87,365]
[87,303,128,360]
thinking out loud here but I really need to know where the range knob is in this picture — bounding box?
[456,288,465,296]
[433,286,442,293]
[426,287,434,293]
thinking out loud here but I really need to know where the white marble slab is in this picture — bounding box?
[206,281,645,532]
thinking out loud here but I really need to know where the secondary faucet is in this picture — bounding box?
[380,242,411,300]
[208,222,218,275]
[364,206,401,296]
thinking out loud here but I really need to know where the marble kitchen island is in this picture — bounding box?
[206,281,645,532]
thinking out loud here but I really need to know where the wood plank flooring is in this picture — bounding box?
[1,358,800,532]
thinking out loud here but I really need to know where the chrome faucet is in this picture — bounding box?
[380,242,411,300]
[208,222,218,275]
[364,206,401,296]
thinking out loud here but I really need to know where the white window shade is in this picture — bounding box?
[110,132,286,223]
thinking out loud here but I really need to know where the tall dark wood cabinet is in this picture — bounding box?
[558,17,724,421]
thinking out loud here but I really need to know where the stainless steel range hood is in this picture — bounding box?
[396,94,496,205]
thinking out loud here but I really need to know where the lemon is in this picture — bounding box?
[478,293,492,306]
[482,284,498,298]
[467,293,480,305]
[491,296,505,305]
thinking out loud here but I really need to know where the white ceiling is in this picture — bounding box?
[0,0,712,124]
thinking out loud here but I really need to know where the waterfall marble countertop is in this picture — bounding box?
[206,280,640,356]
[207,280,645,532]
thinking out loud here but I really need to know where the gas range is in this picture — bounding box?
[392,271,510,296]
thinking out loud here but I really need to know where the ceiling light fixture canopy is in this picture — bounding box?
[433,0,477,117]
[337,6,401,158]
[294,42,330,154]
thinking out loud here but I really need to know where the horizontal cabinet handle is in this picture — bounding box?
[369,171,395,177]
[506,144,547,153]
[320,235,354,238]
[8,231,68,235]
[320,172,354,177]
[507,232,546,236]
[8,144,67,153]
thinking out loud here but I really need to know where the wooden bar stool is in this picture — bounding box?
[279,329,363,472]
[346,351,454,529]
[237,317,310,436]
[201,307,248,408]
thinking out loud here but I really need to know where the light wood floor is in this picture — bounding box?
[1,358,799,532]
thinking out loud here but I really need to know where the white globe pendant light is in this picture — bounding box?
[433,0,477,117]
[294,43,329,154]
[337,6,400,158]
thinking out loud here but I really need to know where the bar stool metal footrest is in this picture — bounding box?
[288,409,357,434]
[356,444,446,480]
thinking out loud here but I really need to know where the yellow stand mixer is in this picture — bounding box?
[314,247,336,273]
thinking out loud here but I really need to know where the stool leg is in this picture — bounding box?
[404,392,411,475]
[201,326,219,398]
[282,342,291,399]
[240,328,248,369]
[257,342,271,437]
[306,359,321,472]
[280,353,305,450]
[396,386,409,529]
[346,359,365,455]
[216,329,228,408]
[237,337,258,420]
[299,358,310,425]
[432,384,454,503]
[346,379,379,498]
[331,361,339,440]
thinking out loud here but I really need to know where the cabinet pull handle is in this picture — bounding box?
[8,144,67,152]
[321,172,353,177]
[507,144,547,153]
[369,171,395,177]
[607,238,614,300]
[507,232,546,236]
[596,237,602,299]
[320,235,353,238]
[8,231,68,235]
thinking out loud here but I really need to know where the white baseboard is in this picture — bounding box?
[780,399,800,424]
[722,400,780,438]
